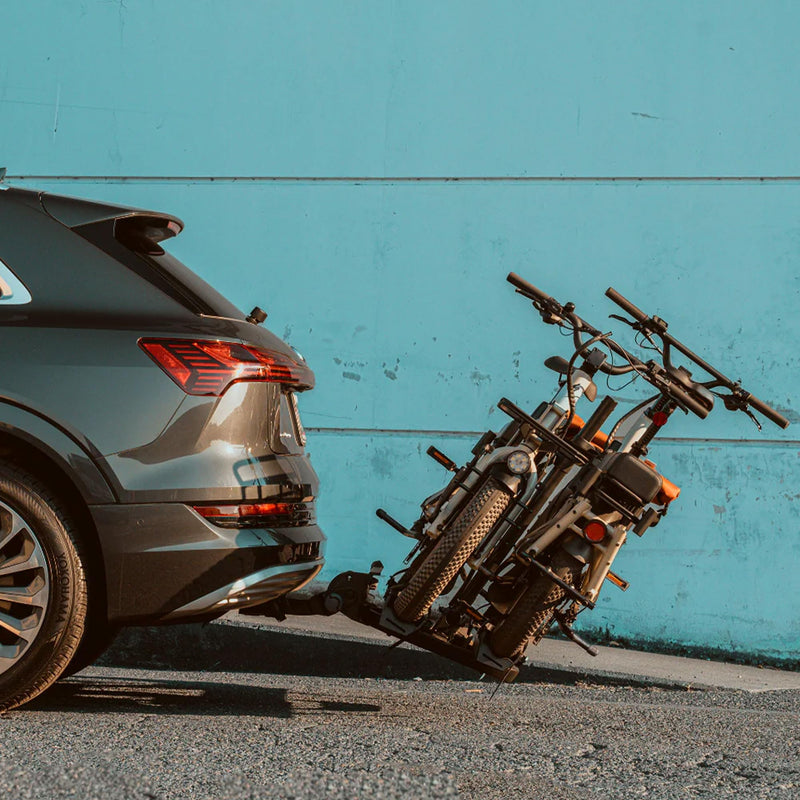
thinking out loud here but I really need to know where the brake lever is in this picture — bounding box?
[539,309,562,325]
[720,390,763,431]
[609,313,636,328]
[531,296,566,326]
[742,407,763,431]
[610,312,661,348]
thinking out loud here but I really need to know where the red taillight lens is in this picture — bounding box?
[192,501,313,528]
[194,502,292,519]
[583,520,608,543]
[139,338,314,395]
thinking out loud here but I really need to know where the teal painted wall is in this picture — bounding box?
[2,2,798,661]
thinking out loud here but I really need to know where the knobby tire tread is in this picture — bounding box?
[393,479,511,622]
[489,549,579,659]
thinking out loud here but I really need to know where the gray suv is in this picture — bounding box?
[0,185,325,710]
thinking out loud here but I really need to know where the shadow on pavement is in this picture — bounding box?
[24,675,382,717]
[89,622,664,689]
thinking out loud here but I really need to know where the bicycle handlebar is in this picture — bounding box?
[507,273,638,377]
[508,273,789,429]
[604,284,789,429]
[656,374,712,419]
[506,272,553,305]
[743,392,790,429]
[604,287,648,323]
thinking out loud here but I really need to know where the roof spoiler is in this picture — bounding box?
[40,191,184,234]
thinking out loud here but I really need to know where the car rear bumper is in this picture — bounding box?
[161,560,323,621]
[90,501,325,624]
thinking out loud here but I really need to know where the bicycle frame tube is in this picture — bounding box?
[539,369,596,428]
[582,523,627,602]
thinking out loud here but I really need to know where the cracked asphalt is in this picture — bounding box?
[2,665,799,799]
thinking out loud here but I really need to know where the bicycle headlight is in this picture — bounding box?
[506,450,532,475]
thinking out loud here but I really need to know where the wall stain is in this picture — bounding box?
[471,368,491,386]
[776,405,800,423]
[369,447,393,478]
[383,357,400,380]
[342,371,361,381]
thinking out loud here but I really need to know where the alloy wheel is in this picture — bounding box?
[0,499,50,675]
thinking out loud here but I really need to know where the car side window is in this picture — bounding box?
[0,258,32,305]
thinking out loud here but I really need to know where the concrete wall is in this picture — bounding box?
[3,2,799,661]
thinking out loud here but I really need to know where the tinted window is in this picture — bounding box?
[0,199,183,320]
[75,219,245,320]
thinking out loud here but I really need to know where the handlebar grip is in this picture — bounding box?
[507,272,552,305]
[605,287,648,322]
[745,393,790,429]
[669,385,711,420]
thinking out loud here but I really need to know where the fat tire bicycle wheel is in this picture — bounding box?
[392,478,511,623]
[489,548,580,659]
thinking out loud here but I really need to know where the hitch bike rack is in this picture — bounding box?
[240,560,520,683]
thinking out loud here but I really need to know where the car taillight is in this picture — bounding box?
[192,501,314,528]
[139,338,314,395]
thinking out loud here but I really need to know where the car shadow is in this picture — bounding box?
[21,675,382,717]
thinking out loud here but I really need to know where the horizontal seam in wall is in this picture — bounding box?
[306,427,799,447]
[7,175,800,185]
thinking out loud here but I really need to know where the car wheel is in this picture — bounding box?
[62,621,120,677]
[0,462,88,712]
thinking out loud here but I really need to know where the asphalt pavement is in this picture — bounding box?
[1,614,798,799]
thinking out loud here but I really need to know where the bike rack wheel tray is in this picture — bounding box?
[241,563,520,683]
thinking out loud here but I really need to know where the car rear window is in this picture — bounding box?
[74,217,245,320]
[0,257,31,305]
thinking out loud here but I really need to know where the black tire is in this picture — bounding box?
[0,462,88,712]
[489,549,580,659]
[61,622,120,677]
[393,478,511,622]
